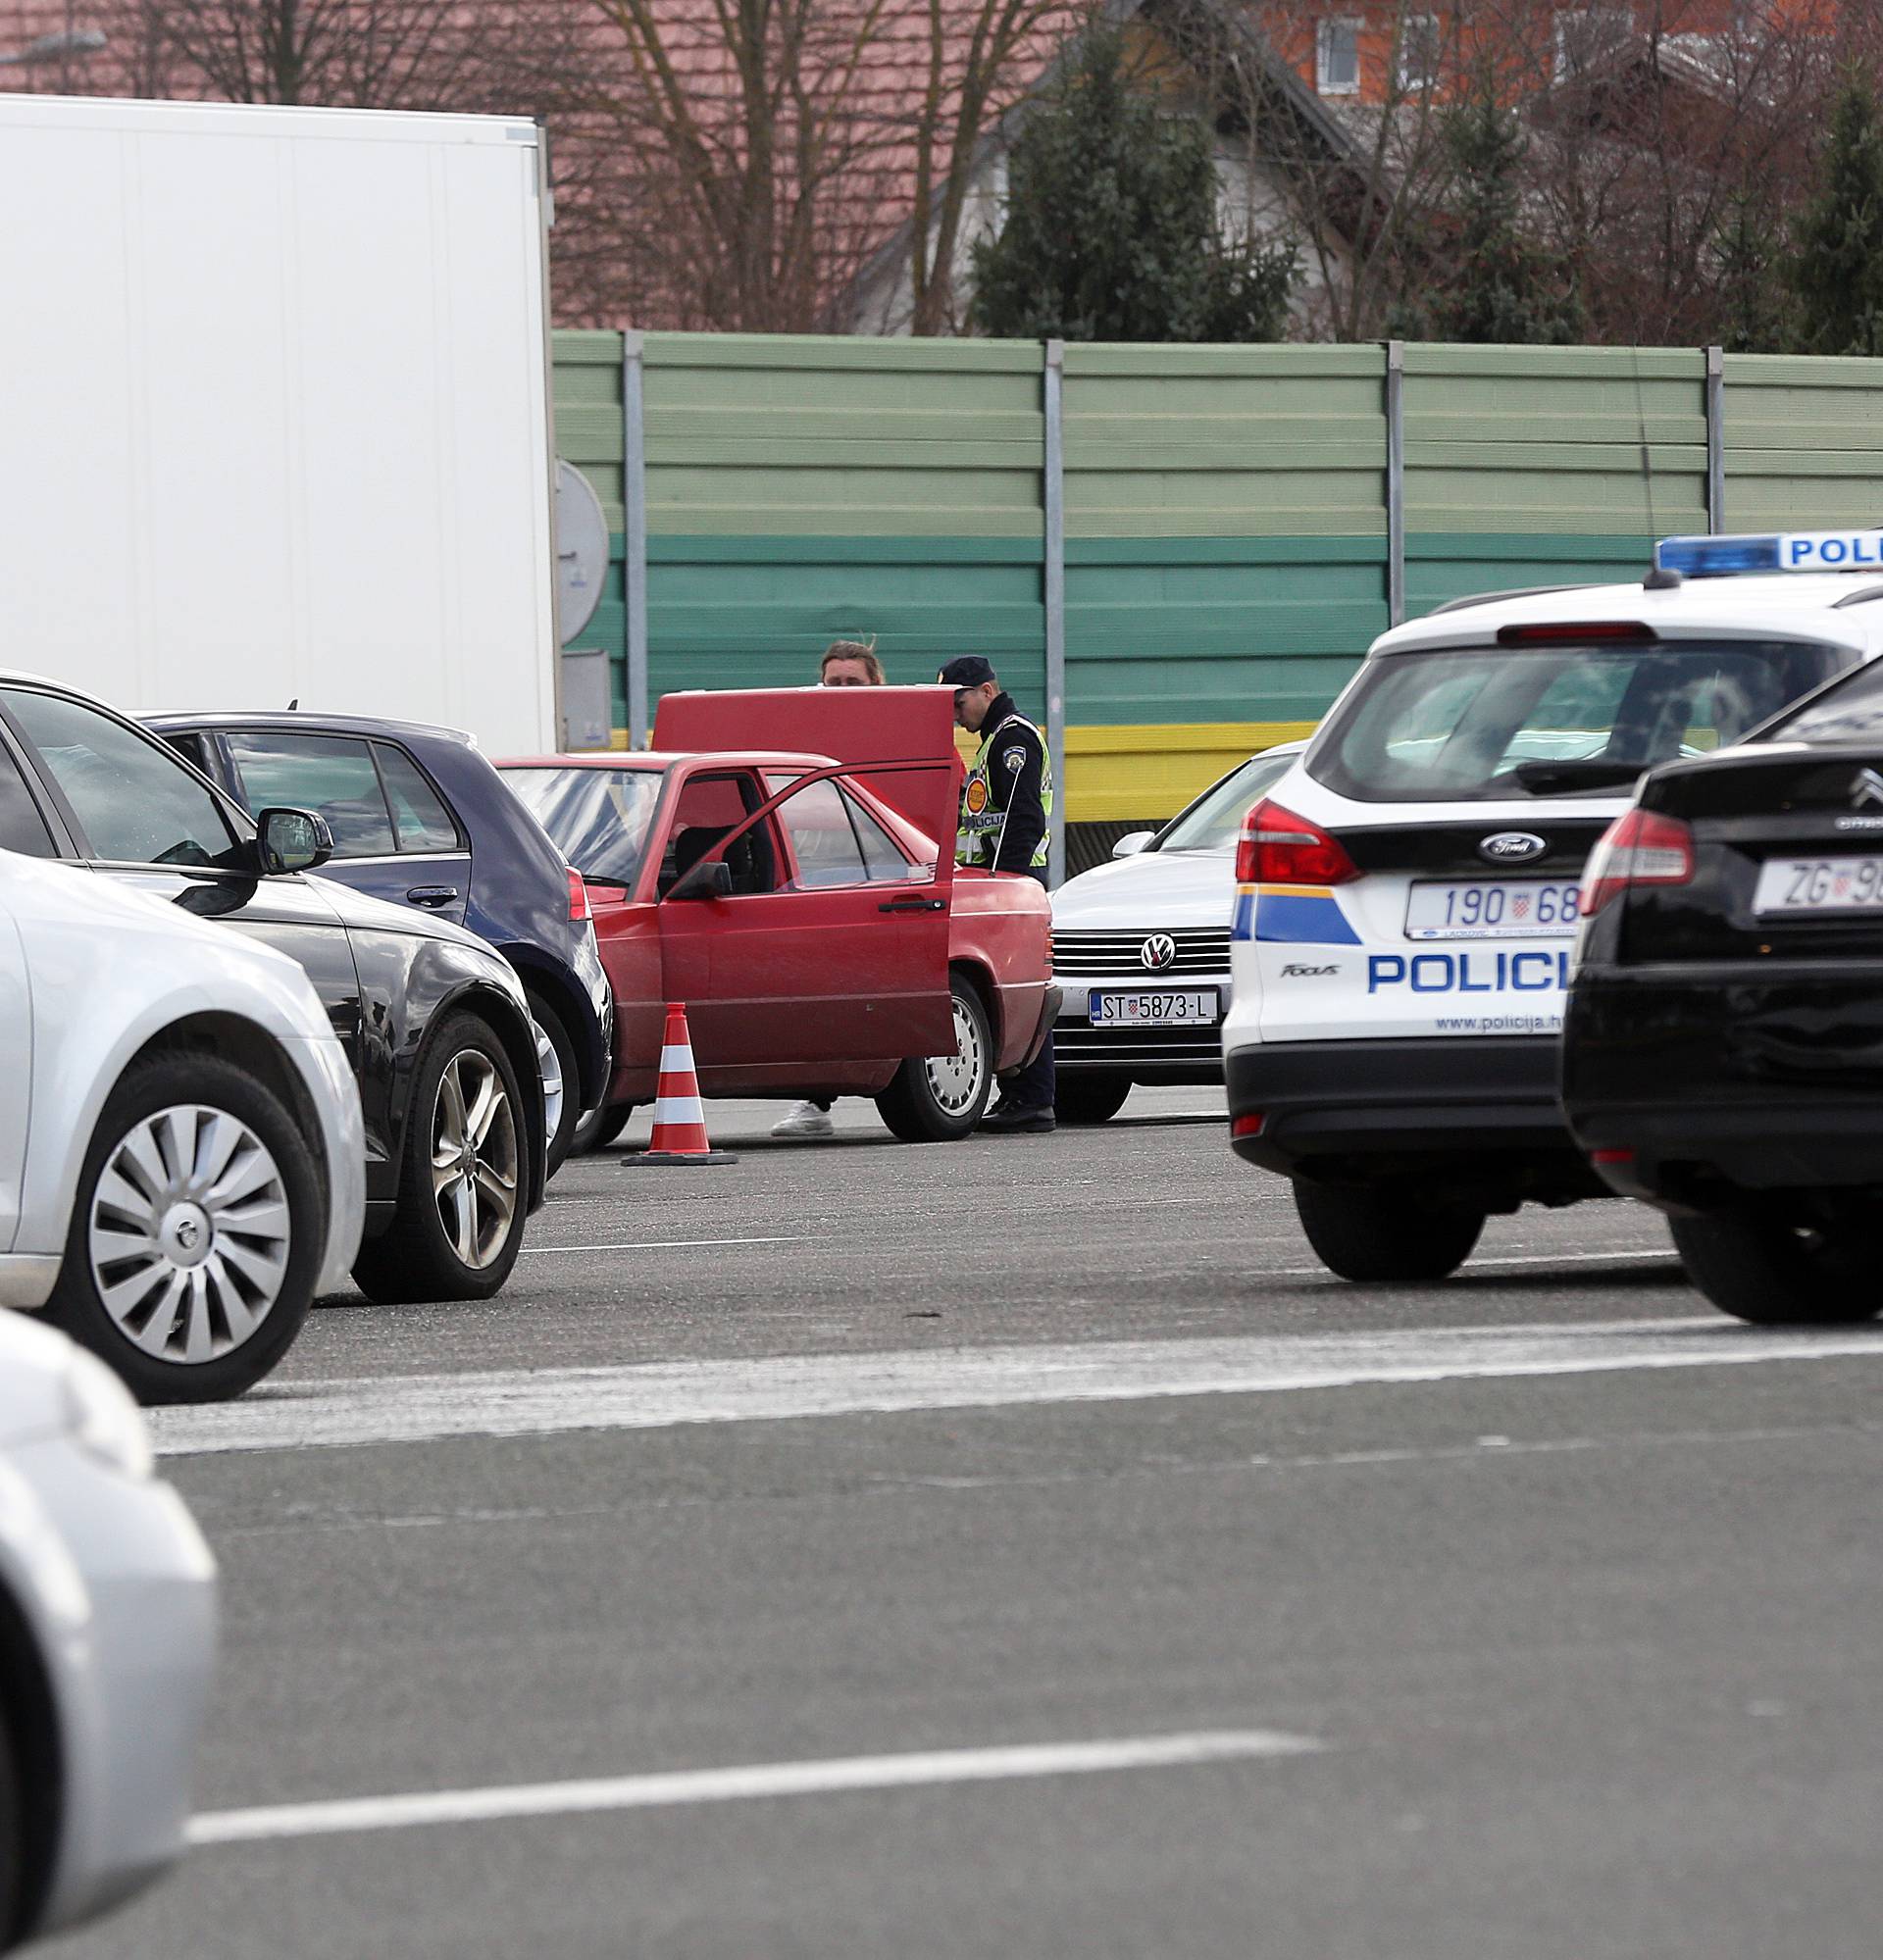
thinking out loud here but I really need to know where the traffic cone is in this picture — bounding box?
[625,1003,738,1166]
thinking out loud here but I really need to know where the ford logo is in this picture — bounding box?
[1479,831,1547,865]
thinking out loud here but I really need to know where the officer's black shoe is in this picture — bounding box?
[980,1101,1055,1134]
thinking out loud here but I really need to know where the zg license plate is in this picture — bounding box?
[1089,988,1219,1028]
[1754,856,1883,914]
[1405,879,1582,940]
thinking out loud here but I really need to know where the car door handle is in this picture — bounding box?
[879,897,946,914]
[406,885,460,908]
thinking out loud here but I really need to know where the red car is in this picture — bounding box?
[498,687,1056,1147]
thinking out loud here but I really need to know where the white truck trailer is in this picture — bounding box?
[0,93,560,750]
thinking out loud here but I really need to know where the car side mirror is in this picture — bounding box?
[1112,831,1155,859]
[667,858,733,902]
[254,806,333,876]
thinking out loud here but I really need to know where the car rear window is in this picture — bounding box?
[502,766,663,887]
[1308,639,1846,803]
[1761,655,1883,744]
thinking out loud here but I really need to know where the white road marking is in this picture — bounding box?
[189,1729,1324,1845]
[149,1318,1883,1457]
[522,1234,818,1256]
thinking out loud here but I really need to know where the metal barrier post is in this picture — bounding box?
[1386,340,1406,627]
[1043,338,1067,889]
[623,329,650,748]
[1705,345,1725,535]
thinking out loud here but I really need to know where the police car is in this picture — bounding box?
[1225,528,1883,1281]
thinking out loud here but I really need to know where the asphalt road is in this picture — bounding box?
[48,1088,1883,1960]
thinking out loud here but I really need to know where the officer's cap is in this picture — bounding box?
[938,655,996,688]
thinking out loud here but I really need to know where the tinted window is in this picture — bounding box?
[375,744,459,851]
[502,765,664,887]
[1766,658,1883,745]
[1309,640,1844,803]
[1160,749,1300,850]
[3,688,242,869]
[161,730,217,777]
[0,738,54,858]
[227,732,395,857]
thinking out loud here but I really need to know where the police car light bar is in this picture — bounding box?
[1654,530,1883,578]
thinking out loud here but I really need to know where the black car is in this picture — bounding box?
[1563,657,1883,1326]
[145,712,612,1173]
[0,675,546,1315]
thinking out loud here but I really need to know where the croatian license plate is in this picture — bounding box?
[1088,988,1219,1028]
[1754,856,1883,914]
[1405,879,1582,940]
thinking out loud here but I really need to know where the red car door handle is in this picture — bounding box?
[406,885,460,908]
[878,897,945,914]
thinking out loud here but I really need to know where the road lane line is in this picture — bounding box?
[149,1318,1883,1457]
[522,1234,818,1256]
[189,1729,1324,1845]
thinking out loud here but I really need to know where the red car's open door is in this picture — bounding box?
[653,686,962,865]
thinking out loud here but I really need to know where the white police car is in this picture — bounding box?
[1225,529,1883,1281]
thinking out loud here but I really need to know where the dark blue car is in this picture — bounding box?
[145,711,612,1172]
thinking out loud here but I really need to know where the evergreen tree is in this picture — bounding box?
[1713,193,1798,355]
[970,27,1296,342]
[1418,84,1583,345]
[1791,73,1883,359]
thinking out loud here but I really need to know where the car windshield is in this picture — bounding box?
[1308,639,1846,803]
[1158,750,1299,850]
[501,765,664,886]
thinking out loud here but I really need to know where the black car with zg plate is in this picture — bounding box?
[1564,541,1883,1323]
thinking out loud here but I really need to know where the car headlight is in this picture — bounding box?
[62,1349,156,1482]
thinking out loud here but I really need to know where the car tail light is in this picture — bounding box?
[1235,799,1360,887]
[1497,622,1656,645]
[1591,1148,1635,1167]
[1232,1113,1266,1140]
[568,868,590,922]
[1580,808,1695,918]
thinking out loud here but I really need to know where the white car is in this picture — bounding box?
[1050,744,1305,1124]
[1225,529,1883,1281]
[0,1310,217,1949]
[0,847,365,1402]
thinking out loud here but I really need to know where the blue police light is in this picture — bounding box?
[1654,529,1883,578]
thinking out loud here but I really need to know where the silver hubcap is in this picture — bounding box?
[924,996,986,1117]
[432,1050,520,1270]
[88,1105,291,1363]
[533,1018,565,1146]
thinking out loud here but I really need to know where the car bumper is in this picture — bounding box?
[1051,975,1229,1081]
[1565,968,1883,1203]
[9,1437,217,1940]
[1226,1034,1595,1192]
[284,1032,366,1295]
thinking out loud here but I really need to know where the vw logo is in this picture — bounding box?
[1478,830,1547,866]
[1853,768,1883,809]
[1140,932,1177,972]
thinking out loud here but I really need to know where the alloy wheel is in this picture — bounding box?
[431,1049,520,1269]
[533,1017,565,1149]
[88,1104,291,1362]
[924,995,986,1117]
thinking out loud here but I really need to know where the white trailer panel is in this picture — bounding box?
[0,95,557,751]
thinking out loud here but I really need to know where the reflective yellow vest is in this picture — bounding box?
[956,711,1053,871]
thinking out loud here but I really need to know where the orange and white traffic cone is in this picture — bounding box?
[625,1003,738,1166]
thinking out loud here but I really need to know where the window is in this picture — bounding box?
[843,789,915,880]
[2,687,242,869]
[1160,750,1300,852]
[502,765,664,888]
[1396,13,1441,91]
[374,744,459,853]
[1307,641,1847,804]
[765,776,869,889]
[0,736,54,858]
[226,732,395,858]
[161,731,217,778]
[1316,18,1360,94]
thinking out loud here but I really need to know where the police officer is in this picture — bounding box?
[938,655,1056,1133]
